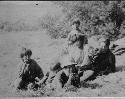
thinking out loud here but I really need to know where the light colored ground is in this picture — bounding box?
[0,31,125,97]
[0,30,66,97]
[1,1,125,97]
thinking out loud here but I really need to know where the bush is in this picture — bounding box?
[40,14,70,39]
[51,1,125,40]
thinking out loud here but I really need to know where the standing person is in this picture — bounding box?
[14,48,44,90]
[67,19,87,46]
[61,19,88,66]
[50,20,88,89]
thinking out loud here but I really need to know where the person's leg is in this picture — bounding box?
[64,71,80,88]
[14,78,22,90]
[80,70,94,82]
[51,70,68,90]
[14,78,28,90]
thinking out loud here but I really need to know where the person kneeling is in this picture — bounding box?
[14,48,44,91]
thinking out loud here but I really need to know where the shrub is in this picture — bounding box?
[51,1,125,40]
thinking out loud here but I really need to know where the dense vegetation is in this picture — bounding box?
[43,1,125,40]
[1,1,125,40]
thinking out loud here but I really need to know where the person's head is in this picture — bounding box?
[71,20,80,30]
[99,36,110,52]
[50,62,62,73]
[20,48,32,63]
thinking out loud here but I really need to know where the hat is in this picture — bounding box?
[20,48,32,58]
[25,49,32,56]
[50,62,62,71]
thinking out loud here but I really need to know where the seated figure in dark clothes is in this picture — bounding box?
[14,48,44,91]
[78,35,116,82]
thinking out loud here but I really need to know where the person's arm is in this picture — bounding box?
[37,72,49,85]
[36,65,44,80]
[79,64,93,71]
[61,32,72,55]
[16,62,25,78]
[32,60,44,80]
[67,31,74,45]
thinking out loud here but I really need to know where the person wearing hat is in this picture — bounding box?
[14,48,44,90]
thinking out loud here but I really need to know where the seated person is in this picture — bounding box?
[14,48,44,90]
[78,35,116,82]
[50,63,81,91]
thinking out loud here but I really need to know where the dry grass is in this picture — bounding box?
[0,30,125,97]
[1,1,125,97]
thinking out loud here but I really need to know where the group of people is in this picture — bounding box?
[13,19,116,92]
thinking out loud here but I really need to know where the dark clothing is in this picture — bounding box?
[67,72,81,88]
[63,64,81,88]
[19,59,43,82]
[80,49,116,81]
[15,59,44,90]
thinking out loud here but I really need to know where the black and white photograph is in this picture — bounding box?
[0,1,125,98]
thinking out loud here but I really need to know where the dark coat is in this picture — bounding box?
[80,49,116,77]
[17,59,44,83]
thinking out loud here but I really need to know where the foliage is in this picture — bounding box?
[48,1,125,40]
[1,1,125,40]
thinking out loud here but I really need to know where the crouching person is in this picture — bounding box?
[63,63,81,89]
[36,62,62,89]
[78,36,116,82]
[14,48,44,91]
[50,63,81,92]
